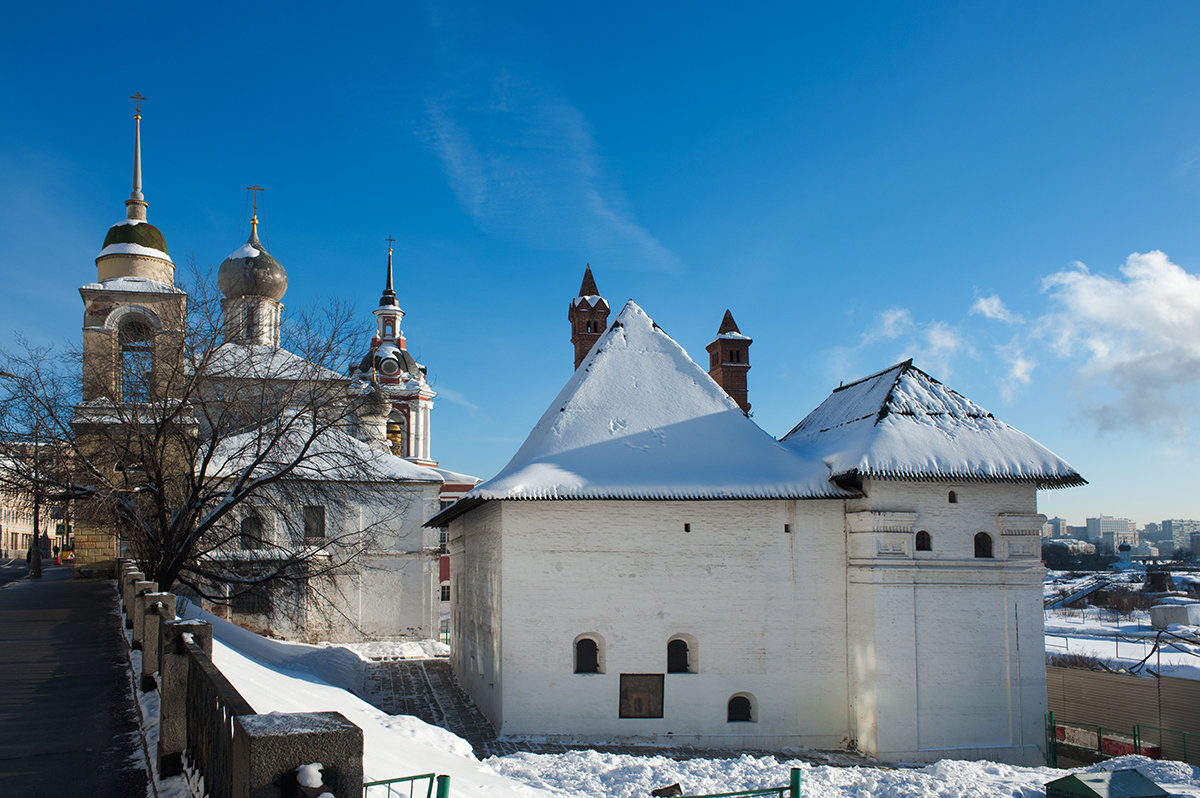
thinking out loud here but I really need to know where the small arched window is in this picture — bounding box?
[915,530,932,551]
[667,639,690,673]
[974,532,994,559]
[948,490,958,504]
[727,695,754,722]
[575,637,600,673]
[240,515,264,550]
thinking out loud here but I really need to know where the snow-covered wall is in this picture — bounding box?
[462,499,851,748]
[846,480,1047,765]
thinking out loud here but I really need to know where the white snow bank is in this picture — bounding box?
[487,751,1200,798]
[333,639,450,660]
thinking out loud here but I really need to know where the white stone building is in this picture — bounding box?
[430,299,1084,765]
[71,101,471,641]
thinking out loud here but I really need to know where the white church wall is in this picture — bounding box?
[449,501,505,728]
[847,479,1047,765]
[486,499,851,748]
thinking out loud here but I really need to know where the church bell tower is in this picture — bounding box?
[568,265,609,369]
[706,310,752,413]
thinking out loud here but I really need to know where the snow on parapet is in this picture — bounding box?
[98,242,174,260]
[468,300,852,502]
[782,360,1085,488]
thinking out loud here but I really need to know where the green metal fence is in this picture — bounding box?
[363,773,450,798]
[1135,724,1199,765]
[680,767,801,798]
[1046,712,1199,767]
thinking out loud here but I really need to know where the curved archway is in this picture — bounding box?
[727,693,755,722]
[574,633,603,673]
[974,532,994,559]
[915,530,932,552]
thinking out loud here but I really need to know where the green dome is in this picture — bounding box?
[102,221,170,256]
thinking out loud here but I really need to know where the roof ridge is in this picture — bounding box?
[832,358,912,393]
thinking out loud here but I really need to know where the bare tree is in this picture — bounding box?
[0,266,412,620]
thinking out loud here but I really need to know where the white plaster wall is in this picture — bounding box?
[489,499,850,748]
[449,501,504,728]
[847,479,1047,765]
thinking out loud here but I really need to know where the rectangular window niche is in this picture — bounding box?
[619,673,664,718]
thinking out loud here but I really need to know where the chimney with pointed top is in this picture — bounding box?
[568,264,609,369]
[706,309,752,412]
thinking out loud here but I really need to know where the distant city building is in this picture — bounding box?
[1066,525,1089,540]
[1162,519,1200,554]
[1087,515,1136,554]
[1044,517,1068,538]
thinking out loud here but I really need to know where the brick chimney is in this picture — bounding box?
[568,265,609,369]
[706,309,752,413]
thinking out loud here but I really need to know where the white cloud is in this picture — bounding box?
[970,294,1019,323]
[1037,251,1200,435]
[834,307,968,383]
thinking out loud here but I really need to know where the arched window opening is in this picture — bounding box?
[948,490,958,504]
[241,514,264,550]
[575,637,600,673]
[974,532,994,559]
[244,305,258,340]
[387,413,407,457]
[119,320,154,403]
[667,639,690,673]
[727,695,754,722]
[915,530,932,551]
[384,322,394,337]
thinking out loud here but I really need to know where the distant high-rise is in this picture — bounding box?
[1087,515,1137,554]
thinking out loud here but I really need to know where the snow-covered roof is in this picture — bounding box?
[434,467,480,486]
[570,294,607,309]
[97,242,174,261]
[208,420,444,484]
[781,360,1085,489]
[80,276,183,294]
[430,301,853,525]
[206,344,345,382]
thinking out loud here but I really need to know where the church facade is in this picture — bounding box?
[71,104,474,642]
[430,271,1083,764]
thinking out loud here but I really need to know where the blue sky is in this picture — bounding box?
[3,2,1199,526]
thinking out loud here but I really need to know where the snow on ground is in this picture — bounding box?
[332,638,450,660]
[487,751,1200,798]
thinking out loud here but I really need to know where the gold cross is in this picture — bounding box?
[130,93,145,120]
[246,184,265,216]
[385,235,395,251]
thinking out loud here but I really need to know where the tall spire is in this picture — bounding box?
[579,264,599,297]
[125,93,148,222]
[379,236,398,307]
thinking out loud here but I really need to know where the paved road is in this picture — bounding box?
[0,565,148,795]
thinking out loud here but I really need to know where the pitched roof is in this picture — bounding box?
[208,417,444,484]
[781,360,1085,488]
[430,301,852,525]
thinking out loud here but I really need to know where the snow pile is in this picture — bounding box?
[171,602,1200,798]
[783,360,1084,488]
[333,639,450,660]
[487,752,1200,797]
[467,301,851,503]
